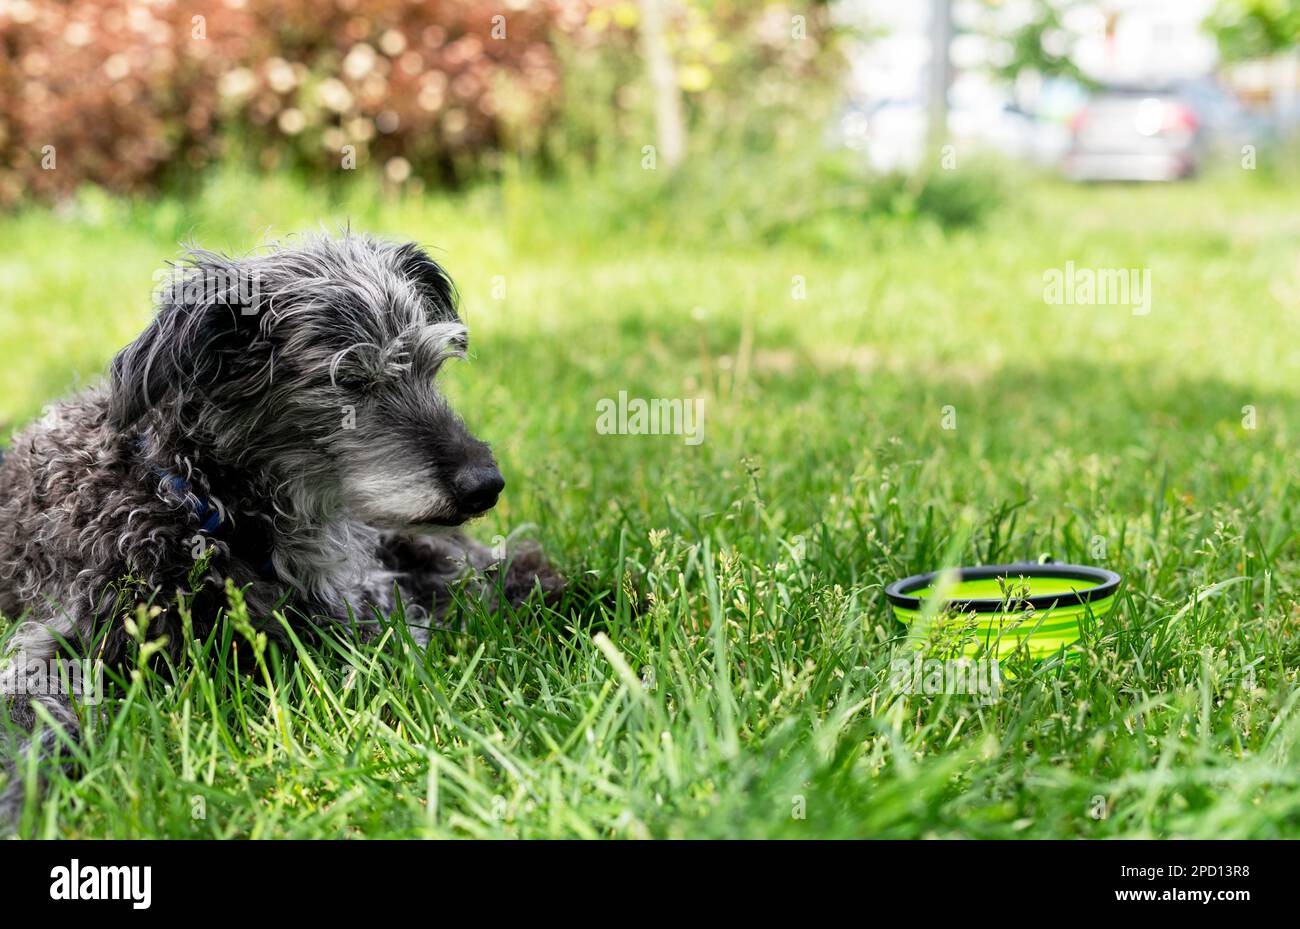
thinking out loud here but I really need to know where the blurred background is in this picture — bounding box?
[1,0,1295,213]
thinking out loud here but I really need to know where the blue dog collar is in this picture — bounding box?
[137,435,276,579]
[158,471,225,534]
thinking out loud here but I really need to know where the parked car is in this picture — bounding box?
[1062,85,1203,182]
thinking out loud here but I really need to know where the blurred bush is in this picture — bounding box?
[0,0,846,206]
[0,1,995,233]
[1207,0,1300,61]
[0,0,584,205]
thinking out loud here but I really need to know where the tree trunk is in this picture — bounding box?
[639,0,686,170]
[927,0,954,156]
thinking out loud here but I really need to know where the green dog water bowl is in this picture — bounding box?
[885,562,1121,659]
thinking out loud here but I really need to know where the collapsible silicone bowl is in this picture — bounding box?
[885,562,1121,659]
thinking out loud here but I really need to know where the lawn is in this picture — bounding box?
[3,164,1300,838]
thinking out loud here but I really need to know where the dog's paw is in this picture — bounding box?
[491,542,565,609]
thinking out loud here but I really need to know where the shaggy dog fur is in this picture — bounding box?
[0,233,562,827]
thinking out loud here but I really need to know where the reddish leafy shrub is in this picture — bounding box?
[0,1,842,206]
[0,0,589,205]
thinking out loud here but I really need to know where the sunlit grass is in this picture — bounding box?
[3,163,1300,837]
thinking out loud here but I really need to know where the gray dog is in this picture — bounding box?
[0,232,562,825]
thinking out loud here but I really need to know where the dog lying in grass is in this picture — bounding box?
[0,233,562,825]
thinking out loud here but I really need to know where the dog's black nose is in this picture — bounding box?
[454,465,504,514]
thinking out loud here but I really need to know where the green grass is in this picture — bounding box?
[4,162,1300,838]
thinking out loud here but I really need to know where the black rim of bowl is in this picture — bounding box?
[884,562,1122,613]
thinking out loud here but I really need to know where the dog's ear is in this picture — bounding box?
[394,243,458,321]
[109,254,263,427]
